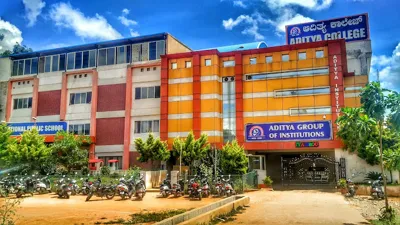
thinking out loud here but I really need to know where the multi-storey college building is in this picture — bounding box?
[1,14,391,184]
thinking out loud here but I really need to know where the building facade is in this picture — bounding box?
[1,33,190,170]
[161,39,382,184]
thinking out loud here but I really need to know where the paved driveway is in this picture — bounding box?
[229,189,368,225]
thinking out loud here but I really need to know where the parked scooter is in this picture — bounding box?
[160,177,172,198]
[69,178,80,195]
[171,179,185,198]
[214,176,224,197]
[55,176,72,199]
[346,179,357,197]
[33,175,51,194]
[201,178,210,198]
[85,177,115,201]
[222,175,235,197]
[80,176,93,195]
[188,176,202,200]
[116,176,133,200]
[133,174,146,200]
[370,177,385,200]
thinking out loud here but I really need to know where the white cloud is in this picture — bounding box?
[118,8,137,27]
[371,43,400,91]
[122,8,129,15]
[49,2,122,40]
[222,13,274,40]
[233,0,247,8]
[0,19,23,53]
[263,0,333,10]
[130,29,140,37]
[275,9,314,33]
[222,15,253,30]
[23,0,46,27]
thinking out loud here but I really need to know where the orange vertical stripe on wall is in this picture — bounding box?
[59,73,68,121]
[5,81,12,122]
[123,67,133,170]
[31,77,39,122]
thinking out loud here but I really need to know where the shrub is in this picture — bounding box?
[100,166,111,176]
[338,178,347,189]
[365,171,382,181]
[81,166,89,176]
[110,172,119,178]
[263,176,273,186]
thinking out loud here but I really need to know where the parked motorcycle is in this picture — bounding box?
[188,176,202,200]
[214,176,224,197]
[55,177,72,199]
[86,178,115,201]
[0,175,16,197]
[370,177,385,200]
[80,177,93,195]
[33,175,51,194]
[346,179,357,197]
[171,179,185,198]
[69,178,80,195]
[160,177,172,198]
[116,177,133,200]
[15,177,34,198]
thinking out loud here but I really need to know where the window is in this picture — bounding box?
[69,124,90,135]
[70,92,92,105]
[59,54,65,71]
[12,58,38,76]
[24,59,31,74]
[39,57,45,73]
[282,54,289,62]
[31,58,38,74]
[82,51,89,68]
[205,59,211,66]
[74,52,82,69]
[107,48,115,65]
[265,56,273,63]
[316,50,324,59]
[344,86,363,91]
[135,86,160,99]
[89,50,96,67]
[52,55,59,72]
[246,68,329,80]
[134,120,160,133]
[45,56,51,73]
[250,58,257,65]
[275,87,330,97]
[149,42,157,60]
[67,50,97,69]
[98,156,123,170]
[98,49,106,66]
[171,62,177,69]
[222,76,236,143]
[298,52,306,60]
[13,97,32,109]
[290,107,331,116]
[185,61,192,68]
[223,60,235,67]
[67,53,75,70]
[117,46,126,64]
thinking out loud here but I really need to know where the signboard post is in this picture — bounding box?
[7,122,68,136]
[286,13,369,45]
[245,121,332,142]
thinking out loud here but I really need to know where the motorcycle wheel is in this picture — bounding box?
[41,187,46,194]
[82,189,88,195]
[121,194,126,200]
[16,192,22,198]
[227,191,231,197]
[105,190,115,200]
[86,192,93,201]
[174,192,178,198]
[136,192,144,200]
[162,192,167,198]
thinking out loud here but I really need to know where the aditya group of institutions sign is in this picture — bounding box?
[7,122,68,136]
[286,13,369,45]
[245,121,332,142]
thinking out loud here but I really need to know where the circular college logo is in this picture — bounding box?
[248,126,265,138]
[290,27,301,37]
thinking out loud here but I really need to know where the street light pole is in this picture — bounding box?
[179,140,182,175]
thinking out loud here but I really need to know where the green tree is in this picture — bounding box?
[2,128,51,174]
[220,140,248,175]
[134,133,169,170]
[0,43,32,56]
[172,131,210,171]
[0,123,14,168]
[51,131,90,173]
[360,81,400,212]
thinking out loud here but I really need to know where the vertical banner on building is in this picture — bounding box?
[329,43,345,137]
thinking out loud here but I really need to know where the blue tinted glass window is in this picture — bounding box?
[149,42,157,60]
[52,55,59,72]
[75,52,82,69]
[31,58,38,74]
[107,48,115,65]
[24,59,31,75]
[59,54,65,71]
[89,50,96,67]
[126,45,131,63]
[82,51,89,68]
[12,61,18,76]
[67,53,74,70]
[45,56,51,73]
[18,60,24,75]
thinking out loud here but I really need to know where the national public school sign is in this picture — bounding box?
[8,122,68,136]
[245,121,332,142]
[286,13,369,45]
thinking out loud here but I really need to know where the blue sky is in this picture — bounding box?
[1,0,400,90]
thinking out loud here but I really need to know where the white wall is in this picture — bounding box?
[10,92,33,122]
[66,87,92,120]
[0,58,11,82]
[335,148,399,183]
[97,64,127,85]
[38,71,63,91]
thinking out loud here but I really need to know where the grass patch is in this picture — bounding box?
[370,217,400,225]
[98,209,188,224]
[208,206,246,225]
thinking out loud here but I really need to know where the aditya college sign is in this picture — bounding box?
[286,14,369,44]
[245,121,332,142]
